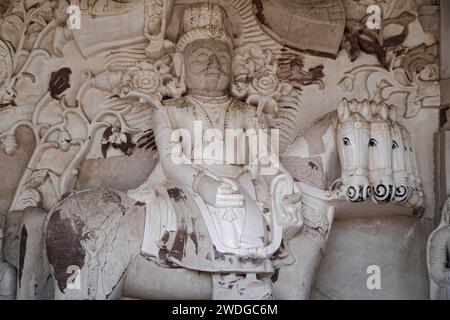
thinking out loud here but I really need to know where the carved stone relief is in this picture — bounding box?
[0,0,444,300]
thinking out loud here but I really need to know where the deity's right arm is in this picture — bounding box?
[153,106,201,190]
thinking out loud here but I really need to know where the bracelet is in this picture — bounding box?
[192,171,207,194]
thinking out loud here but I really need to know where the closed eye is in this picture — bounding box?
[369,139,378,147]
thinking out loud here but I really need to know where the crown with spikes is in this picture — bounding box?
[176,2,234,52]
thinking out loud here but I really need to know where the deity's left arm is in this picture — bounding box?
[246,115,303,237]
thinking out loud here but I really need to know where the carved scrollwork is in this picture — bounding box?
[231,43,325,152]
[339,63,440,118]
[0,0,72,108]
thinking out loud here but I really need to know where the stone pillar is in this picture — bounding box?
[435,0,450,225]
[441,0,450,105]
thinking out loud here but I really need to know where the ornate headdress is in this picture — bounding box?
[176,2,234,52]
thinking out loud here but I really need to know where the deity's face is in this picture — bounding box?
[184,39,232,96]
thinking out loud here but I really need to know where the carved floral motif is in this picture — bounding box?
[101,125,135,158]
[339,63,440,118]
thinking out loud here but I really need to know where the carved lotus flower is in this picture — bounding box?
[131,68,160,95]
[251,69,280,97]
[123,60,173,98]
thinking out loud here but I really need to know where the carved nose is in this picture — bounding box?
[209,54,220,68]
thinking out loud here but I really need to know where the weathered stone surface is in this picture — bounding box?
[311,216,433,300]
[76,148,157,191]
[0,0,446,301]
[0,126,35,213]
[254,0,345,58]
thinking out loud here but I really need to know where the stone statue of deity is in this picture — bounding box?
[128,2,303,299]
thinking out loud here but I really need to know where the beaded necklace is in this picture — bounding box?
[186,95,233,136]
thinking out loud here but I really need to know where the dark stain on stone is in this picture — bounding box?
[161,230,170,245]
[46,209,86,293]
[412,206,425,217]
[137,129,157,151]
[270,241,289,261]
[277,53,325,88]
[188,217,198,255]
[440,107,449,128]
[167,188,187,202]
[169,220,188,261]
[238,256,265,266]
[271,268,280,283]
[61,191,73,200]
[158,247,169,261]
[158,231,171,261]
[101,190,126,215]
[101,190,121,204]
[18,225,28,287]
[49,67,71,100]
[309,161,319,170]
[168,217,199,260]
[134,201,145,207]
[213,246,226,261]
[253,0,267,27]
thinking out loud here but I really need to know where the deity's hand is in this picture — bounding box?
[195,175,244,208]
[280,193,303,226]
[127,91,162,109]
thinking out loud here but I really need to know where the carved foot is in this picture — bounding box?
[212,273,273,300]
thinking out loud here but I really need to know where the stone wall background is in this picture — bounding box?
[0,0,447,299]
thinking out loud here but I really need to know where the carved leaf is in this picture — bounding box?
[358,37,387,67]
[384,33,407,48]
[101,142,110,159]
